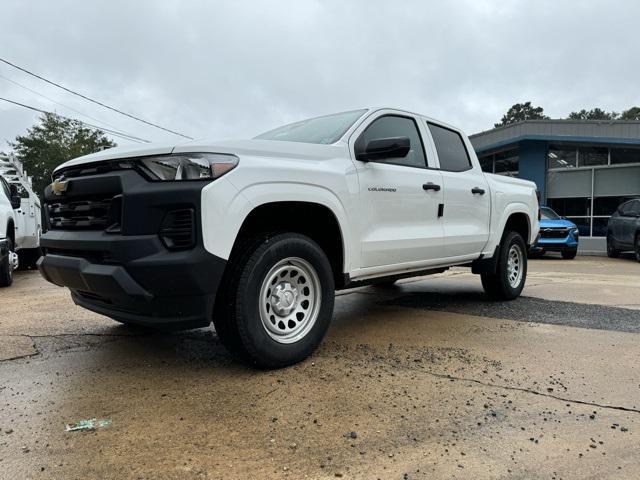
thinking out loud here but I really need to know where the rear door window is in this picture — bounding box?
[427,123,472,172]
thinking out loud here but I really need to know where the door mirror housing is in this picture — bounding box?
[9,184,21,209]
[355,136,410,162]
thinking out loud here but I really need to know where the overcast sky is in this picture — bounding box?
[2,0,639,151]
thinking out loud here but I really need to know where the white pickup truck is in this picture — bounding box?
[0,176,21,286]
[38,108,539,367]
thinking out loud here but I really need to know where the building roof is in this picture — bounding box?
[469,119,640,153]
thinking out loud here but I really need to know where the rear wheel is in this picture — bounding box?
[607,234,620,258]
[0,238,16,287]
[481,231,527,300]
[561,248,577,260]
[213,233,335,369]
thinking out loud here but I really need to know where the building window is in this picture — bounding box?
[477,148,518,176]
[578,146,608,167]
[546,162,640,237]
[547,197,591,217]
[610,147,640,165]
[548,145,577,169]
[479,154,493,173]
[494,149,519,176]
[568,217,592,237]
[593,196,640,216]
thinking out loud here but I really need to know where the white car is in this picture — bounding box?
[0,176,20,286]
[38,108,540,367]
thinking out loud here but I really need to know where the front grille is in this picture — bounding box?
[540,227,569,239]
[47,195,122,231]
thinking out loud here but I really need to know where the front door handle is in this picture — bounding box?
[471,187,485,195]
[423,182,441,191]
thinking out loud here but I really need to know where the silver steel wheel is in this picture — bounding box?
[506,243,524,288]
[258,257,321,344]
[8,251,18,273]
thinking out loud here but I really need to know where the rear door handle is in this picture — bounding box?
[423,182,441,191]
[471,187,485,195]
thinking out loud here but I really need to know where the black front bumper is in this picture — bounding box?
[38,167,226,330]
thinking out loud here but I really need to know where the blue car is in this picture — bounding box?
[530,206,579,259]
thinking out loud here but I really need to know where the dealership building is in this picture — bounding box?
[469,120,640,249]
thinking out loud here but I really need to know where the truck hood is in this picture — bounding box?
[54,139,346,174]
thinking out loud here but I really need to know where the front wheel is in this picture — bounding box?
[607,235,620,258]
[0,238,16,287]
[561,248,577,260]
[213,233,335,369]
[481,231,527,300]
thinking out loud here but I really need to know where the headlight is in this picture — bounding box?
[139,153,238,181]
[571,227,579,236]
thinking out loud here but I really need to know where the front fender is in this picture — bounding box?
[200,179,353,270]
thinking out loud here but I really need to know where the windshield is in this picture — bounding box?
[255,109,368,145]
[540,207,561,220]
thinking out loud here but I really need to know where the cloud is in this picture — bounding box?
[2,0,639,150]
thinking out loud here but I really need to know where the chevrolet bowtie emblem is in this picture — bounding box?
[51,179,69,195]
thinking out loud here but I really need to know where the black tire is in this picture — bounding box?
[561,249,577,260]
[17,247,42,270]
[0,238,14,287]
[635,234,640,263]
[213,233,335,369]
[607,234,620,258]
[481,231,527,300]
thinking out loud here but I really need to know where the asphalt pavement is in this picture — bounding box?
[0,256,639,479]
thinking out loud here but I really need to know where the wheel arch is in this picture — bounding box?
[503,211,530,246]
[228,200,347,288]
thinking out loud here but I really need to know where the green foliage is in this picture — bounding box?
[10,113,116,197]
[495,102,549,127]
[620,106,640,120]
[567,106,640,121]
[568,108,619,120]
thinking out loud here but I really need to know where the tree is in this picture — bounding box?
[495,102,549,127]
[567,108,619,120]
[620,106,640,120]
[10,113,116,197]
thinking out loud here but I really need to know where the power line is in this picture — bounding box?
[0,96,148,144]
[0,57,194,140]
[0,72,150,143]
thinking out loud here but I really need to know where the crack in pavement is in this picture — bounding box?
[0,351,39,362]
[12,332,141,338]
[422,369,640,415]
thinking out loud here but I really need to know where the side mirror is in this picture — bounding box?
[356,136,410,162]
[9,184,21,209]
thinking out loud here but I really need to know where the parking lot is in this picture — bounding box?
[1,256,639,479]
